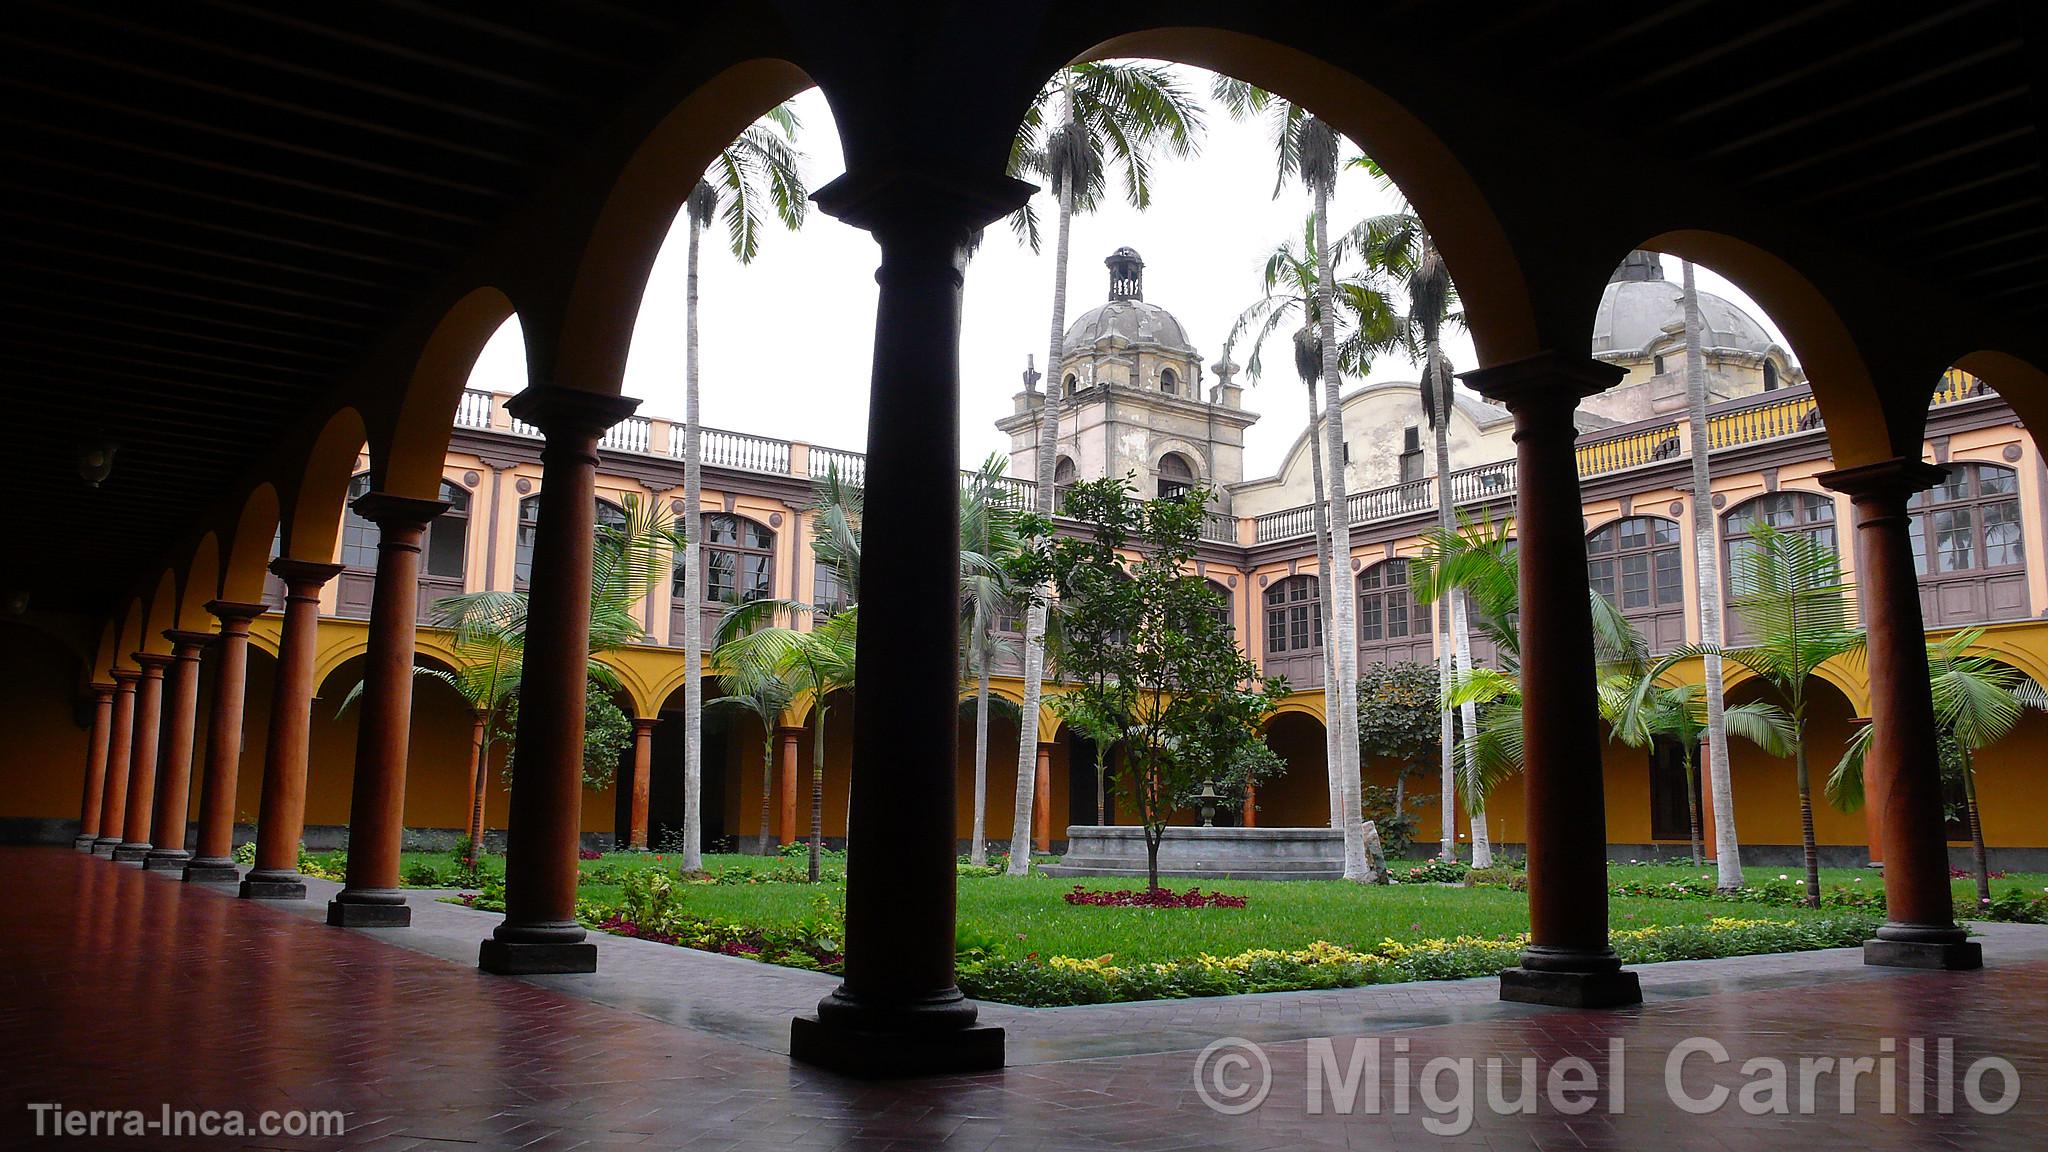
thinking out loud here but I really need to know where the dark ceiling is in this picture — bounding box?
[1,1,2042,618]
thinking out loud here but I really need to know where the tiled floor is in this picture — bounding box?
[5,847,2045,1150]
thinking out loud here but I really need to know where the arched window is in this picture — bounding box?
[675,513,775,647]
[1157,452,1195,499]
[1357,559,1434,666]
[1160,367,1178,396]
[1053,457,1077,486]
[1762,360,1780,391]
[340,473,378,570]
[1063,373,1078,399]
[514,494,627,586]
[1723,491,1837,643]
[1204,579,1234,637]
[1911,462,2028,626]
[1587,516,1685,651]
[423,480,471,581]
[1262,574,1323,688]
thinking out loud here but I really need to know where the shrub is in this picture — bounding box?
[1395,860,1470,884]
[232,841,256,866]
[1062,886,1248,909]
[583,872,845,970]
[1465,866,1526,891]
[402,860,444,887]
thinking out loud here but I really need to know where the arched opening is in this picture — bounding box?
[1052,455,1077,487]
[1156,450,1195,499]
[1159,366,1178,395]
[956,694,1023,847]
[1259,711,1329,828]
[1586,515,1685,652]
[1722,675,1868,864]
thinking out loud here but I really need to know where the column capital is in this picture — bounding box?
[110,668,140,686]
[132,651,175,675]
[1818,457,1948,505]
[90,681,117,698]
[631,717,660,736]
[812,166,1035,241]
[504,386,639,441]
[205,599,270,625]
[349,490,452,531]
[774,724,806,740]
[1459,352,1625,412]
[269,557,346,589]
[163,629,218,654]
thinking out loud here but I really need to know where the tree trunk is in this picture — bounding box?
[1146,827,1162,892]
[465,723,491,870]
[1313,183,1365,881]
[1428,346,1461,865]
[1007,128,1076,877]
[756,719,774,857]
[970,601,991,866]
[1963,748,1991,909]
[680,214,706,873]
[1305,386,1343,830]
[1454,591,1491,867]
[1684,743,1703,867]
[809,705,826,883]
[1795,737,1820,908]
[1094,743,1108,825]
[1681,260,1742,890]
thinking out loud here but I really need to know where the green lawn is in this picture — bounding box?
[1598,859,2048,909]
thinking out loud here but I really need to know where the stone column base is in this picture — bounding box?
[1865,938,1983,970]
[790,1016,1005,1077]
[478,939,596,975]
[327,896,411,928]
[182,859,240,884]
[143,849,191,872]
[1499,967,1643,1009]
[111,843,152,863]
[239,871,306,900]
[73,835,98,853]
[90,839,121,857]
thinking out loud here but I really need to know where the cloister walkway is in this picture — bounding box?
[7,847,2047,1150]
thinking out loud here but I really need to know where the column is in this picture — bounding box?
[113,654,173,863]
[478,385,639,976]
[787,167,1028,1077]
[144,630,214,871]
[1463,353,1641,1008]
[629,718,656,850]
[73,683,116,852]
[1242,781,1258,830]
[241,559,344,900]
[329,492,449,927]
[1033,742,1053,853]
[91,671,139,856]
[776,726,801,846]
[1820,457,1981,969]
[186,602,267,883]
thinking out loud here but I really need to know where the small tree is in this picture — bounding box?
[1356,660,1441,854]
[1599,678,1793,866]
[1020,477,1286,889]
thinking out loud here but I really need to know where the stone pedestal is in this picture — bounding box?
[327,889,413,927]
[1043,826,1344,881]
[790,1016,1005,1078]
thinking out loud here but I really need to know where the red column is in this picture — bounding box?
[241,559,344,900]
[144,630,214,871]
[330,492,449,928]
[91,672,138,856]
[186,602,267,883]
[789,167,1027,1076]
[1032,742,1053,853]
[74,683,116,852]
[1242,781,1258,830]
[1820,458,1979,968]
[114,653,173,862]
[629,718,657,850]
[479,385,639,976]
[776,726,801,847]
[1465,353,1640,1008]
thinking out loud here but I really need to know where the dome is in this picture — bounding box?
[1589,257,1777,358]
[1060,298,1192,356]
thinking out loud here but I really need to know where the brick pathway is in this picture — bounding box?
[5,847,2045,1150]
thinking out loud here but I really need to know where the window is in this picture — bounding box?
[1157,452,1194,499]
[1356,560,1413,643]
[814,559,848,617]
[1653,354,1666,375]
[1910,463,2022,575]
[515,495,627,585]
[1763,360,1780,391]
[1589,516,1685,651]
[423,480,470,580]
[1204,579,1234,636]
[1264,576,1322,654]
[1399,426,1424,483]
[1160,367,1178,395]
[1053,457,1077,486]
[340,473,378,570]
[1723,491,1837,643]
[693,513,774,606]
[1063,373,1078,399]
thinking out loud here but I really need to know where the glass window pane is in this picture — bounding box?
[1358,597,1381,641]
[1984,501,2023,566]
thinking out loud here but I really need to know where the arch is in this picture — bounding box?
[548,60,815,401]
[1629,231,1891,465]
[1052,456,1078,486]
[1159,365,1178,395]
[1265,694,1328,726]
[309,627,467,695]
[1953,351,2048,446]
[1719,657,1871,718]
[90,619,119,682]
[1952,631,2048,698]
[281,407,368,563]
[139,571,179,656]
[1073,29,1540,366]
[178,532,222,627]
[220,483,281,604]
[378,287,518,499]
[113,599,147,669]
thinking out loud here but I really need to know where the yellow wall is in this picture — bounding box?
[0,623,90,819]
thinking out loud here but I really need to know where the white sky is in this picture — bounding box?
[464,70,1791,480]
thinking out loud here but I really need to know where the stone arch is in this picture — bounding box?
[280,407,368,563]
[90,620,120,682]
[1953,634,2048,698]
[1720,657,1871,718]
[597,654,659,722]
[220,483,281,604]
[1073,28,1543,366]
[377,287,520,500]
[1953,352,2048,446]
[139,570,179,656]
[1627,231,1892,466]
[178,532,222,627]
[113,599,147,670]
[1266,695,1329,726]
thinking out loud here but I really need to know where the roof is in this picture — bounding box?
[1060,299,1193,358]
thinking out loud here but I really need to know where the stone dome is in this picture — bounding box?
[1589,254,1777,358]
[1060,298,1193,356]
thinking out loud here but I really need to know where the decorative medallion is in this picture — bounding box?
[515,478,533,495]
[1227,575,1238,588]
[1669,501,1684,517]
[2004,444,2023,462]
[463,471,480,487]
[769,512,784,528]
[1711,493,1726,509]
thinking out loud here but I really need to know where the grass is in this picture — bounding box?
[1598,859,2048,908]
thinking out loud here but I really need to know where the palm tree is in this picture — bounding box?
[1002,61,1204,878]
[707,664,796,858]
[1677,257,1742,889]
[677,103,808,873]
[1639,523,1864,907]
[1601,678,1794,866]
[1828,627,2048,909]
[959,455,1024,865]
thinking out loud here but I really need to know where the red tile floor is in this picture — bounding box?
[4,846,2046,1150]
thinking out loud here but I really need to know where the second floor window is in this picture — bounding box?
[515,495,627,585]
[1357,559,1414,643]
[1157,452,1195,500]
[697,513,774,605]
[1264,575,1322,655]
[1587,516,1683,613]
[1910,463,2022,575]
[340,473,379,570]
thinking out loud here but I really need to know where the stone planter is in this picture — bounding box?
[1040,826,1345,881]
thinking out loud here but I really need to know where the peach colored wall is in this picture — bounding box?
[0,624,89,819]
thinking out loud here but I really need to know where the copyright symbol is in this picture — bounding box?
[1193,1037,1271,1115]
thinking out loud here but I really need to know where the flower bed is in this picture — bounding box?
[1061,885,1247,909]
[956,915,1880,1006]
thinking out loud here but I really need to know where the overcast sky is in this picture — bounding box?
[464,69,1791,479]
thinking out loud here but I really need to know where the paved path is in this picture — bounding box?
[7,847,2046,1150]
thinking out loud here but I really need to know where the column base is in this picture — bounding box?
[478,939,596,975]
[327,891,412,928]
[73,835,98,853]
[239,871,306,901]
[143,849,192,872]
[182,859,241,884]
[1865,938,1982,970]
[790,1015,1005,1077]
[111,843,152,864]
[1499,967,1643,1009]
[90,838,121,857]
